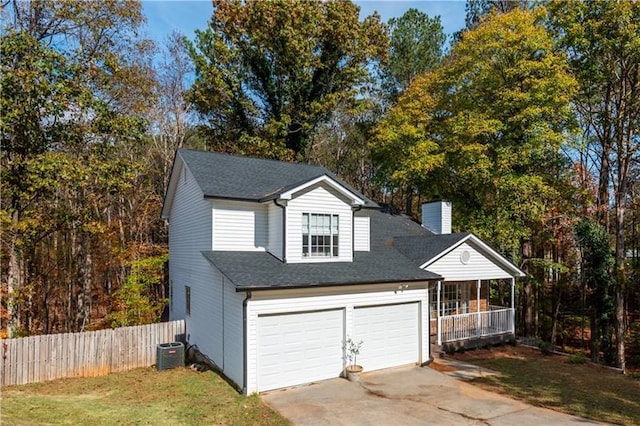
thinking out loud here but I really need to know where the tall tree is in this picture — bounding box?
[186,0,388,160]
[463,0,529,30]
[1,0,156,336]
[148,31,198,212]
[381,8,445,102]
[372,8,577,334]
[376,8,445,215]
[575,219,616,364]
[548,0,640,371]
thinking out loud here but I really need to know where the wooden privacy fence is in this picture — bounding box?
[1,320,185,386]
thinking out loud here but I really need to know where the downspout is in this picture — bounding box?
[273,199,286,262]
[242,290,252,394]
[222,277,225,370]
[423,282,434,366]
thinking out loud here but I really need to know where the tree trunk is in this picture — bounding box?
[6,209,23,337]
[550,287,562,349]
[405,186,413,217]
[615,199,627,372]
[591,311,600,363]
[596,144,610,230]
[521,239,534,336]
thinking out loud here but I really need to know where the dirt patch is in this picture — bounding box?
[448,345,566,363]
[428,361,458,373]
[445,344,640,425]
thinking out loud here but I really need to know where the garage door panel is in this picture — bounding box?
[353,302,419,372]
[257,309,344,391]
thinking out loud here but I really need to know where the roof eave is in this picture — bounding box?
[420,233,525,277]
[233,276,442,292]
[160,151,184,219]
[279,174,366,206]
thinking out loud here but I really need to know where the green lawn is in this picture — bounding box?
[0,367,290,425]
[453,346,640,426]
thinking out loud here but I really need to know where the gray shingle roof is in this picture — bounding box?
[392,233,470,266]
[203,249,441,290]
[178,148,377,207]
[176,149,516,289]
[202,209,450,290]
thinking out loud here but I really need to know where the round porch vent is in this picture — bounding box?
[460,250,471,264]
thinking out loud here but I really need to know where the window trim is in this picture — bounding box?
[430,282,469,317]
[185,285,191,316]
[302,213,339,258]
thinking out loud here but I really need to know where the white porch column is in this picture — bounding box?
[476,280,481,337]
[510,277,516,333]
[437,281,442,345]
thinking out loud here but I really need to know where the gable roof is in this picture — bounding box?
[392,233,470,265]
[393,233,525,277]
[162,149,377,218]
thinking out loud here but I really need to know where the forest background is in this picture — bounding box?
[1,0,639,371]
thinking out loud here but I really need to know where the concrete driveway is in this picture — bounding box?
[262,365,604,425]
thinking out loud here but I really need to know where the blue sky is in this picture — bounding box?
[142,0,468,47]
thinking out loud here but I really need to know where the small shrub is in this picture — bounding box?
[569,351,588,364]
[343,337,363,368]
[537,340,554,355]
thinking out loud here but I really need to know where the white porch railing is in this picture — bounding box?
[438,307,514,343]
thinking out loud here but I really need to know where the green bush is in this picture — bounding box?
[568,351,588,364]
[537,340,554,355]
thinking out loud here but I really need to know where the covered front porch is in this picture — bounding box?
[431,278,515,350]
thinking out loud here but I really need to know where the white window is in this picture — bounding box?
[185,285,191,316]
[431,283,469,317]
[302,213,339,257]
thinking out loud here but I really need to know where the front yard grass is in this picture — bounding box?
[452,345,640,425]
[0,367,290,425]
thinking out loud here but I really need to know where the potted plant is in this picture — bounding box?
[343,337,364,382]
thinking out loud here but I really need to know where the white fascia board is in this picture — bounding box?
[465,234,526,277]
[160,153,184,219]
[280,175,365,206]
[420,234,526,278]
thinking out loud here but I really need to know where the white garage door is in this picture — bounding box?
[353,302,420,371]
[257,309,344,391]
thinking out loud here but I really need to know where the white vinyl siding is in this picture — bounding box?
[187,266,223,367]
[421,201,452,234]
[257,310,344,391]
[213,200,267,251]
[223,278,245,387]
[424,242,514,280]
[267,201,283,260]
[285,185,353,263]
[167,163,214,321]
[245,283,430,393]
[353,216,370,252]
[353,303,420,371]
[167,161,246,390]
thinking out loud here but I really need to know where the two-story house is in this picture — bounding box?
[161,148,524,394]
